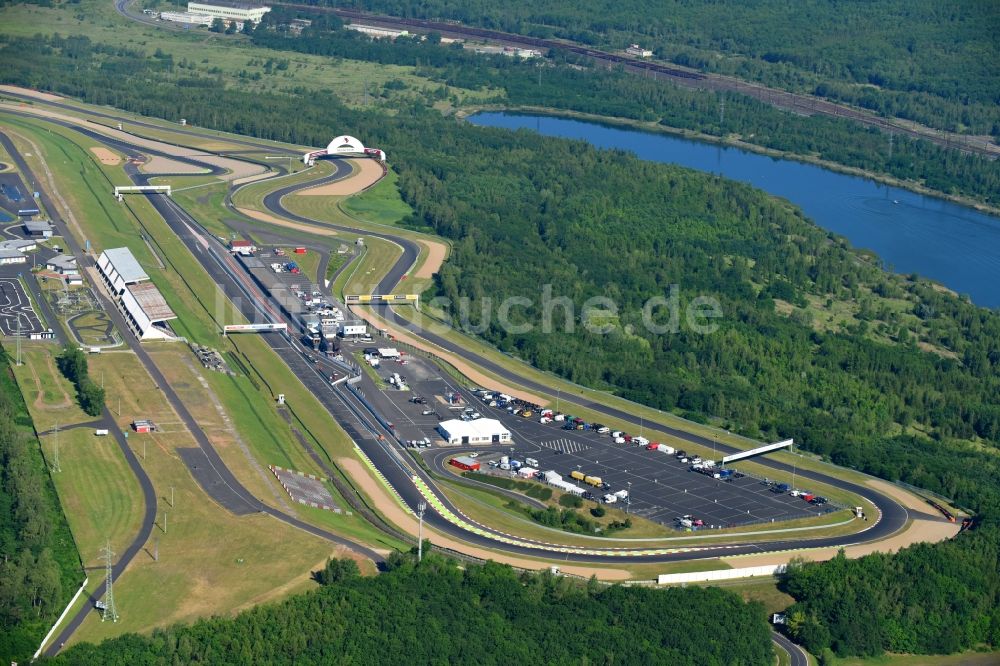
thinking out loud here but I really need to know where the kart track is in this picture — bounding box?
[0,91,942,569]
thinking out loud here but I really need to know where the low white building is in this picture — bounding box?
[626,44,653,57]
[23,220,54,238]
[339,320,367,337]
[187,0,270,23]
[377,347,401,359]
[159,11,213,26]
[437,418,511,445]
[345,24,409,40]
[0,249,26,265]
[46,255,78,275]
[0,239,36,252]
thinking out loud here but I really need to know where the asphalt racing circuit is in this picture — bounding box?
[0,92,929,570]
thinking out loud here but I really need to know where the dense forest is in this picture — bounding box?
[0,349,82,664]
[321,0,1000,135]
[47,555,774,665]
[248,12,1000,208]
[781,522,1000,658]
[2,32,1000,659]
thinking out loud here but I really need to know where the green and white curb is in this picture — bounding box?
[410,475,752,557]
[355,445,413,514]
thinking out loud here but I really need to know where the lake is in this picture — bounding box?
[469,112,1000,309]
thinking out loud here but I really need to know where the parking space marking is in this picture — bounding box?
[539,438,590,454]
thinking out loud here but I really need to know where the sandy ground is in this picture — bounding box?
[89,146,120,165]
[0,84,63,101]
[297,159,384,196]
[235,206,341,237]
[413,239,448,279]
[338,457,631,579]
[865,477,938,514]
[199,155,266,182]
[350,309,546,405]
[140,155,207,174]
[721,518,961,570]
[2,102,265,179]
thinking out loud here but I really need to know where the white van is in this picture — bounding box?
[94,429,109,436]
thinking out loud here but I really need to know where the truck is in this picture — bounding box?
[553,414,566,422]
[614,490,629,500]
[773,483,791,494]
[645,442,659,451]
[525,457,539,467]
[614,436,626,444]
[656,444,675,454]
[584,475,603,487]
[94,429,109,436]
[539,416,552,424]
[570,470,586,482]
[602,493,618,504]
[718,469,734,480]
[633,436,649,447]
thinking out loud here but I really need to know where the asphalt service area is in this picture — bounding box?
[349,345,839,530]
[0,277,44,336]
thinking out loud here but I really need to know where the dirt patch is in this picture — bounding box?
[235,206,338,236]
[864,478,938,514]
[721,518,961,570]
[297,159,384,196]
[350,309,546,405]
[89,146,121,166]
[413,239,448,279]
[0,85,62,101]
[337,456,630,580]
[140,155,208,174]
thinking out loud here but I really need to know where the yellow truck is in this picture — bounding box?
[584,475,603,487]
[570,470,586,481]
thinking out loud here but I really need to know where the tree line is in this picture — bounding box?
[309,0,1000,136]
[0,349,81,665]
[46,554,774,665]
[56,346,105,417]
[246,17,1000,208]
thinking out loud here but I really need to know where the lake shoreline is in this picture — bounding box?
[455,105,1000,219]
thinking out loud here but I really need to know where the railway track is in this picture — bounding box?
[278,4,998,159]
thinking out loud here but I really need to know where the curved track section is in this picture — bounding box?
[256,151,914,561]
[5,98,916,565]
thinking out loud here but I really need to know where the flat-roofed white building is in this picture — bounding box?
[160,11,213,26]
[339,320,367,337]
[437,418,511,445]
[96,247,177,341]
[187,0,270,24]
[0,249,26,265]
[626,44,653,57]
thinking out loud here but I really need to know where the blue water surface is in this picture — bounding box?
[469,112,1000,309]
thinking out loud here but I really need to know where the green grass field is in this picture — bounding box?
[10,344,92,432]
[38,427,145,570]
[339,169,413,226]
[0,0,499,108]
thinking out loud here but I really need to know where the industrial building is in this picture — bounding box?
[626,44,653,57]
[23,220,54,238]
[345,24,409,40]
[0,239,36,253]
[96,247,177,341]
[437,418,511,445]
[449,456,481,472]
[187,0,270,24]
[0,249,26,265]
[159,11,213,25]
[45,255,78,275]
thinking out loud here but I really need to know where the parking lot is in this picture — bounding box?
[348,343,837,530]
[0,277,44,337]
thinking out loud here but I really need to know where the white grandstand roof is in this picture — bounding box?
[438,418,510,439]
[102,247,149,284]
